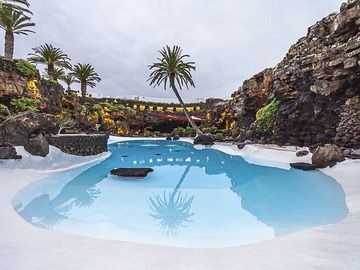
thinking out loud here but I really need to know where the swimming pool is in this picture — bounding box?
[13,140,348,248]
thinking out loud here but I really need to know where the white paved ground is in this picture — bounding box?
[0,137,359,270]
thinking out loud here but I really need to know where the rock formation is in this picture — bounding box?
[0,112,59,146]
[229,0,360,148]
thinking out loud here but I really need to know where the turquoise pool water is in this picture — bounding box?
[13,140,348,248]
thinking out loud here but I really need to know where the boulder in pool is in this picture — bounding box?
[111,168,154,178]
[290,162,317,171]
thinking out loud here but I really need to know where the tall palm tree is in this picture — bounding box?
[60,73,76,90]
[0,4,34,59]
[148,45,202,136]
[28,43,71,80]
[71,63,101,99]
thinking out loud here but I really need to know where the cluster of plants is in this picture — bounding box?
[10,96,40,112]
[173,126,196,137]
[0,1,101,100]
[15,59,37,76]
[256,98,280,135]
[0,103,10,116]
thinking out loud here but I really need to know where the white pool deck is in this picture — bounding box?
[0,136,359,270]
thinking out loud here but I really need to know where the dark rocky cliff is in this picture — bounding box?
[229,0,360,148]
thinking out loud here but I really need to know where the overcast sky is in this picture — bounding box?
[4,0,344,100]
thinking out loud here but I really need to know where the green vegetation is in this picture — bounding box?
[0,4,35,59]
[10,96,40,112]
[214,132,225,141]
[60,74,76,91]
[0,0,32,14]
[184,126,196,137]
[70,63,101,99]
[47,67,65,81]
[15,59,37,76]
[148,45,202,136]
[0,103,10,116]
[231,127,240,139]
[28,43,71,80]
[144,130,153,137]
[173,127,185,137]
[126,107,136,117]
[93,104,103,112]
[256,98,280,135]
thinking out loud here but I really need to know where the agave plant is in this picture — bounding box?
[28,43,71,80]
[71,63,101,99]
[0,4,34,59]
[149,165,194,236]
[148,45,202,136]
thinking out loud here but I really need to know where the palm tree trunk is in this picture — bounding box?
[170,75,202,136]
[81,82,87,100]
[4,31,14,60]
[47,63,55,80]
[170,165,191,201]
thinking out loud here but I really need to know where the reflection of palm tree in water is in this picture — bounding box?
[149,165,194,236]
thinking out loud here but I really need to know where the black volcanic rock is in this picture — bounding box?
[194,133,214,146]
[0,144,21,160]
[226,0,360,148]
[24,134,49,157]
[290,163,317,171]
[111,168,154,178]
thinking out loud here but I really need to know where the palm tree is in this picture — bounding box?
[46,67,65,81]
[148,45,202,136]
[60,73,76,90]
[71,63,101,99]
[0,0,32,14]
[0,4,34,59]
[28,43,71,80]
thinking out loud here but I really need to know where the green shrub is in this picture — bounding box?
[256,98,280,135]
[202,127,211,133]
[144,130,153,137]
[184,127,196,137]
[214,132,225,141]
[231,128,240,139]
[93,104,103,112]
[126,107,136,116]
[0,104,10,116]
[10,97,40,112]
[15,59,37,76]
[173,127,185,136]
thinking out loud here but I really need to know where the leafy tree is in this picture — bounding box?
[28,43,71,80]
[0,4,34,59]
[60,73,76,91]
[148,45,202,136]
[71,63,101,99]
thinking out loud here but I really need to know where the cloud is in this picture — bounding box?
[2,0,344,100]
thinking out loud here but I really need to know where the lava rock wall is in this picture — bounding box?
[230,0,360,147]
